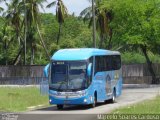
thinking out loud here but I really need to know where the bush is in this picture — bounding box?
[122,52,146,64]
[121,52,160,64]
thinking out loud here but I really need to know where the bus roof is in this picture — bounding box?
[51,48,120,61]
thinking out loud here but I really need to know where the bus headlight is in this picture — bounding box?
[49,92,57,97]
[76,90,87,96]
[84,99,87,103]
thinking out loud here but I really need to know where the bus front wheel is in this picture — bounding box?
[57,104,63,110]
[111,89,116,103]
[90,93,97,108]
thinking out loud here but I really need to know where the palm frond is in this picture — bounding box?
[55,0,68,23]
[80,7,92,17]
[39,3,44,11]
[0,7,4,13]
[46,1,56,8]
[88,17,93,28]
[37,0,47,4]
[12,0,20,7]
[83,12,92,23]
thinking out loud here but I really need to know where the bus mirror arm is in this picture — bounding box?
[87,63,92,77]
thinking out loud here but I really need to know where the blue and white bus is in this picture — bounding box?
[44,48,122,109]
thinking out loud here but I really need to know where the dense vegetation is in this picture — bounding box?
[0,0,160,70]
[0,13,160,65]
[0,0,160,83]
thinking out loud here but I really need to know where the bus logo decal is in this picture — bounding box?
[106,75,112,94]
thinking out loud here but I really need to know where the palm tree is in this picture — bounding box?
[47,0,68,45]
[1,0,50,64]
[5,0,22,41]
[1,0,24,65]
[0,25,14,65]
[23,0,50,64]
[80,0,113,49]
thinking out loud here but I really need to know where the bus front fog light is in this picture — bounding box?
[49,99,52,103]
[84,99,87,103]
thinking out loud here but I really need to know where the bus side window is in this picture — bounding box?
[95,56,107,72]
[95,55,121,72]
[95,56,99,73]
[112,55,121,70]
[105,56,112,71]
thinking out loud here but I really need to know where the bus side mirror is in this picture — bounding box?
[44,64,50,77]
[87,63,92,77]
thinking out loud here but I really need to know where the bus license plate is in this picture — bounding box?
[64,100,70,104]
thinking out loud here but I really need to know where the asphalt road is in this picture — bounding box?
[18,87,160,120]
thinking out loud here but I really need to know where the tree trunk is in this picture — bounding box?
[140,45,156,84]
[4,39,8,65]
[24,0,27,65]
[107,29,112,50]
[99,35,104,49]
[13,46,23,65]
[36,24,50,60]
[30,43,34,65]
[57,23,62,45]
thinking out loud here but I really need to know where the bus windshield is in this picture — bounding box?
[50,61,87,91]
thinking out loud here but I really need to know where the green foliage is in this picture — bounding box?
[122,52,146,64]
[41,14,92,54]
[80,0,113,49]
[0,12,93,65]
[102,0,160,49]
[50,43,60,55]
[47,0,68,45]
[122,52,160,64]
[40,14,58,44]
[60,39,76,48]
[149,54,160,63]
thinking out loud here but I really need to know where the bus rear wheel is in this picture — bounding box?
[57,104,63,110]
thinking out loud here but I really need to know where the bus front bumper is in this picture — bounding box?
[49,91,93,105]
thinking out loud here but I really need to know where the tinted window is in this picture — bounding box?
[51,65,67,83]
[112,55,121,70]
[95,55,121,73]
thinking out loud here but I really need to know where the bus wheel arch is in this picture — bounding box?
[57,104,64,110]
[94,91,97,102]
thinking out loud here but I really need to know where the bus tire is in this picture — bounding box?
[90,92,97,108]
[111,89,116,103]
[57,104,63,110]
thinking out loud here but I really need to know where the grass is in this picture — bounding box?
[112,96,160,114]
[0,87,49,112]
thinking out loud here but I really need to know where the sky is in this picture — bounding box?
[43,0,91,16]
[0,0,91,16]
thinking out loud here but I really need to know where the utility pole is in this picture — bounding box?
[92,0,96,48]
